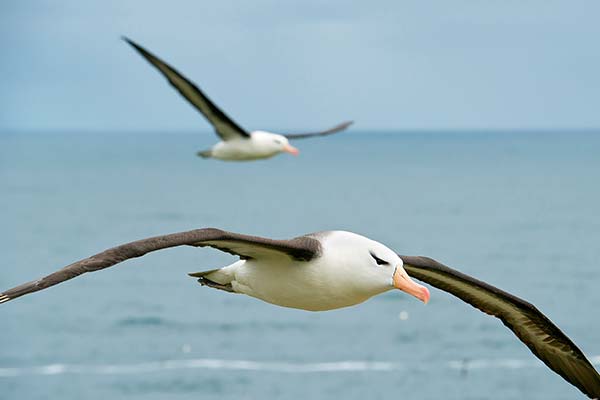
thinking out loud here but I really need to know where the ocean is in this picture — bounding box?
[1,130,599,399]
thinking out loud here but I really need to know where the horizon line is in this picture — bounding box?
[2,128,600,136]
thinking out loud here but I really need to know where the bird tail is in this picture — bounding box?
[188,269,220,278]
[188,269,234,293]
[196,149,213,158]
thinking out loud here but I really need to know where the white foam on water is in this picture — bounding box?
[447,358,540,370]
[0,359,399,377]
[0,356,598,377]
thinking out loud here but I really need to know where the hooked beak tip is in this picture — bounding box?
[420,286,431,304]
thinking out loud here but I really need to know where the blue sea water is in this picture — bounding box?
[0,130,599,399]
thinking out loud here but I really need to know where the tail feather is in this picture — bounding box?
[188,269,219,278]
[188,268,235,293]
[196,149,212,158]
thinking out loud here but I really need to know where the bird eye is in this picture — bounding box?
[370,252,389,266]
[274,139,282,145]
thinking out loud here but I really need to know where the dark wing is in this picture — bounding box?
[0,228,320,304]
[283,121,353,140]
[123,37,250,141]
[400,255,600,399]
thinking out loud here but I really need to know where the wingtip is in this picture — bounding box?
[122,36,142,51]
[337,120,354,130]
[0,294,11,304]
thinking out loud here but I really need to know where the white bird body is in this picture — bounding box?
[205,131,298,161]
[203,231,406,311]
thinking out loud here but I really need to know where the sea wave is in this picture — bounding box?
[0,356,598,377]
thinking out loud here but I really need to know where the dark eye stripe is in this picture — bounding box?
[370,252,389,266]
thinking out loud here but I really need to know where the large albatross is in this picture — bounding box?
[1,228,599,398]
[123,37,353,161]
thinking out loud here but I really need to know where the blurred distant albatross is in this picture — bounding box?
[1,228,599,398]
[123,37,353,161]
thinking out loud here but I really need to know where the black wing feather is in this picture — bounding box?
[124,37,250,141]
[401,255,600,399]
[0,228,320,304]
[283,121,353,139]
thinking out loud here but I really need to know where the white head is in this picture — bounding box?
[251,131,299,156]
[319,231,430,304]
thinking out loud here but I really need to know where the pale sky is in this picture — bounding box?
[2,1,600,132]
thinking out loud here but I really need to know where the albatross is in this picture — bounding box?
[123,37,353,161]
[1,228,599,397]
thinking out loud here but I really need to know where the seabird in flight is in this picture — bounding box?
[123,37,353,161]
[1,228,599,398]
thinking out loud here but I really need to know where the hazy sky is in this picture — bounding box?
[2,1,599,132]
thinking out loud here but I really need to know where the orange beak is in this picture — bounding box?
[393,266,430,304]
[283,144,299,155]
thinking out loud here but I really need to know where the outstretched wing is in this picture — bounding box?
[0,228,320,304]
[400,255,600,399]
[124,37,250,141]
[283,121,353,140]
